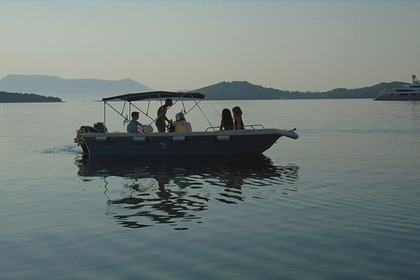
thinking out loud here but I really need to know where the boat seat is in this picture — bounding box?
[174,121,192,132]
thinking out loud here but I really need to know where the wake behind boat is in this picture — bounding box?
[374,75,420,101]
[74,91,299,157]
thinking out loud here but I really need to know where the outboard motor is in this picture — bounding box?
[75,122,107,154]
[79,126,99,133]
[94,122,108,133]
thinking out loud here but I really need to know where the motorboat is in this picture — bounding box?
[74,91,299,157]
[374,75,420,101]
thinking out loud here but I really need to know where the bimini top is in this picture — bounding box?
[102,91,205,102]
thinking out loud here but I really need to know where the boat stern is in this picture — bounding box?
[74,124,106,154]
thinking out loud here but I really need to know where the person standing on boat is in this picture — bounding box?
[156,98,173,132]
[220,108,234,130]
[232,106,244,130]
[127,111,141,133]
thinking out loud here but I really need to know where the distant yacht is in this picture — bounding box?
[374,75,420,101]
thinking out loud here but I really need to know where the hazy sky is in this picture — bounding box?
[2,0,420,92]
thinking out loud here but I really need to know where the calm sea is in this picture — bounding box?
[0,99,419,279]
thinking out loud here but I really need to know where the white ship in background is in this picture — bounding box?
[374,75,420,101]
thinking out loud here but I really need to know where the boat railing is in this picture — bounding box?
[205,124,265,132]
[246,124,265,129]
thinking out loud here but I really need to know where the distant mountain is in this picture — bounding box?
[0,91,62,103]
[297,82,408,99]
[196,81,408,100]
[196,81,289,100]
[0,75,152,102]
[0,74,409,102]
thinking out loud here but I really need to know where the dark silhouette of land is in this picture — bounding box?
[0,91,62,103]
[196,81,407,100]
[0,75,151,102]
[0,74,408,102]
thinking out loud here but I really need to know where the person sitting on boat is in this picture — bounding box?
[232,106,244,130]
[220,108,234,130]
[156,98,173,132]
[127,111,142,133]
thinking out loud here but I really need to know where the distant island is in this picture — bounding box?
[0,75,151,102]
[0,91,62,103]
[196,81,407,100]
[0,74,409,102]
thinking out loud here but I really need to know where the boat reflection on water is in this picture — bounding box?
[75,155,299,230]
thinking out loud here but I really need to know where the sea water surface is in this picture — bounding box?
[0,99,419,279]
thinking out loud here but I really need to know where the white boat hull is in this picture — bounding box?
[374,93,420,101]
[374,75,420,101]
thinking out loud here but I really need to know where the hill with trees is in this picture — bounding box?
[0,91,62,103]
[0,74,409,101]
[196,81,407,100]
